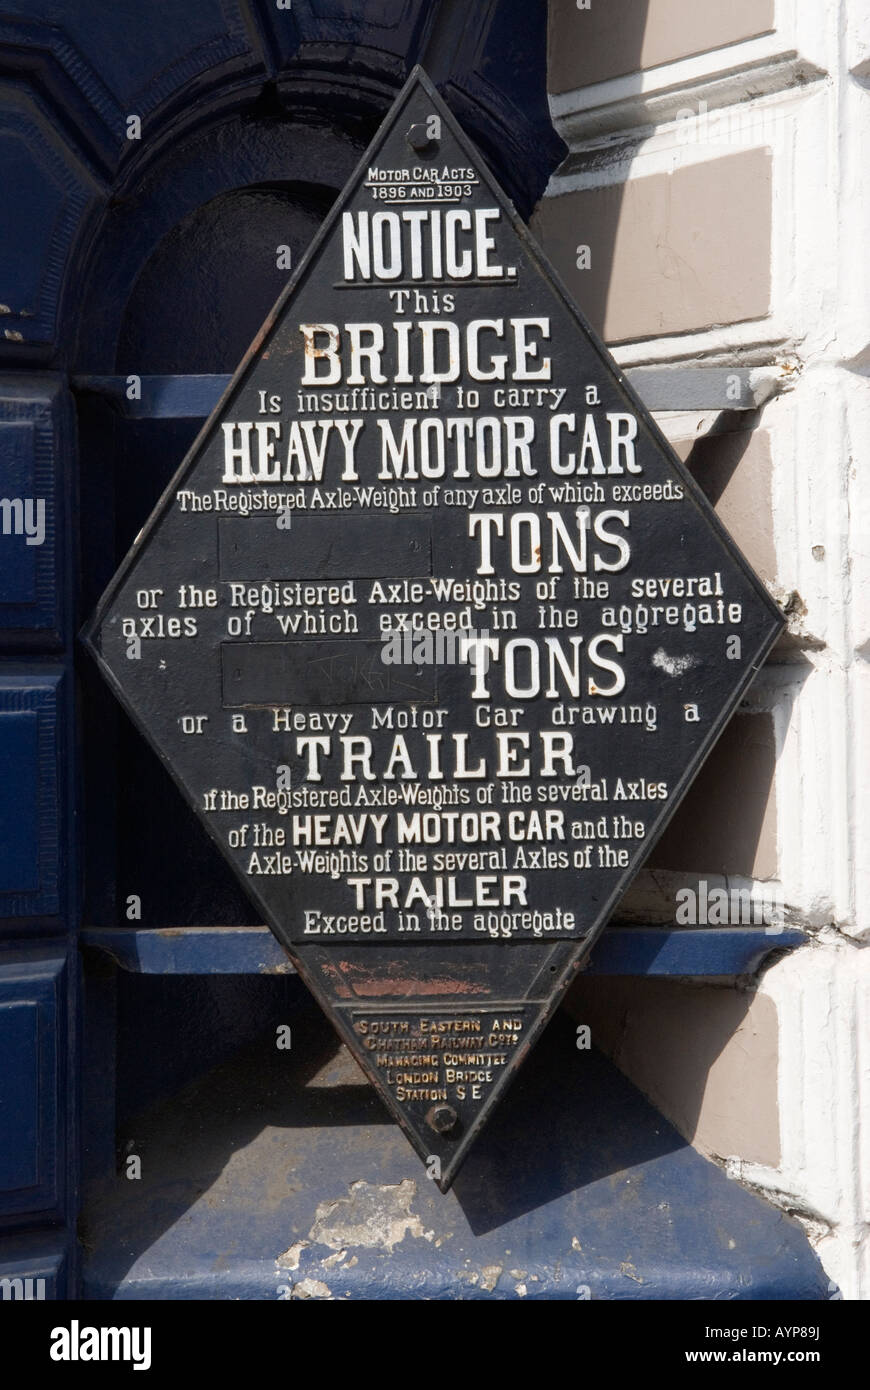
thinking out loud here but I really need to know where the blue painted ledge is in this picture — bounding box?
[81,924,805,978]
[80,1009,829,1300]
[74,369,772,418]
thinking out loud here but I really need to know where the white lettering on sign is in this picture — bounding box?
[341,208,506,282]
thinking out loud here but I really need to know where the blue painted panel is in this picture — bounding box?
[0,713,39,895]
[76,374,232,419]
[0,378,68,638]
[0,424,37,604]
[0,952,65,1221]
[0,86,100,353]
[0,1230,67,1298]
[0,1003,39,1189]
[0,2,259,162]
[0,672,62,918]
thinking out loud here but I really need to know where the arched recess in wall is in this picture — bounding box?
[73,97,375,927]
[65,0,563,924]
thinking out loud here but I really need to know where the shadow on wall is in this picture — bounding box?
[532,0,652,339]
[536,3,787,1165]
[565,979,781,1169]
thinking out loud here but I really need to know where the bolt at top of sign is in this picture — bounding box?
[83,68,784,1190]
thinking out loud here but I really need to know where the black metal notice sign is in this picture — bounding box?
[85,69,784,1187]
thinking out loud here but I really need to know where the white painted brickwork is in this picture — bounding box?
[543,0,870,1298]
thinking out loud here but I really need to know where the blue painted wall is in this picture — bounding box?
[0,0,560,1299]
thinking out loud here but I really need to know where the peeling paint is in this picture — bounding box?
[713,1152,834,1240]
[768,585,825,648]
[276,1240,309,1271]
[308,1179,431,1253]
[652,648,699,677]
[290,1278,333,1300]
[322,1249,348,1269]
[320,959,490,999]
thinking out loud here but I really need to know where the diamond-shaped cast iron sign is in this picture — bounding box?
[84,68,784,1189]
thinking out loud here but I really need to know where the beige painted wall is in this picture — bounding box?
[676,429,777,592]
[532,150,772,342]
[647,713,778,881]
[548,0,776,94]
[566,979,780,1167]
